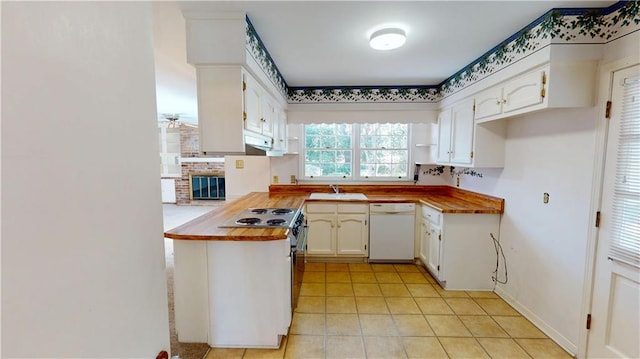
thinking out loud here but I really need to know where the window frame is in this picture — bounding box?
[300,123,413,181]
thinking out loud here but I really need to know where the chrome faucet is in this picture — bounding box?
[330,184,339,194]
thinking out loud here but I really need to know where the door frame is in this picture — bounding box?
[578,55,640,359]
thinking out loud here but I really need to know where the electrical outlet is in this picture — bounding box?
[290,175,297,184]
[273,175,279,184]
[543,192,549,204]
[235,160,244,169]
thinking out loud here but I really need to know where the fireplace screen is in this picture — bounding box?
[190,175,225,200]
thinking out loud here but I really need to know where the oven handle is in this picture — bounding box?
[297,225,309,254]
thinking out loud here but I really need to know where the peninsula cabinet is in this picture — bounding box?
[419,205,501,291]
[437,98,506,168]
[474,62,597,123]
[306,203,369,258]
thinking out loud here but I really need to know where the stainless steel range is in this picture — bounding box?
[219,207,308,311]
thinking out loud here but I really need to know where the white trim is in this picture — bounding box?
[495,286,577,356]
[179,157,225,163]
[579,55,640,359]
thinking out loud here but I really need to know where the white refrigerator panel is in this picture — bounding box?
[224,156,271,200]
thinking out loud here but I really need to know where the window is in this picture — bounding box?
[303,123,410,180]
[609,75,640,268]
[304,124,353,178]
[159,125,181,177]
[360,123,409,178]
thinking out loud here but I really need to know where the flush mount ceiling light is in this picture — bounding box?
[369,28,406,50]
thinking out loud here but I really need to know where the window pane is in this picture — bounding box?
[359,123,409,178]
[304,124,353,178]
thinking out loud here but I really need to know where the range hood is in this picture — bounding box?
[244,131,283,157]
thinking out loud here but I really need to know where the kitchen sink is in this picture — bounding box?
[308,193,368,200]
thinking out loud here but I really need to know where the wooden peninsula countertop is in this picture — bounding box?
[164,185,504,241]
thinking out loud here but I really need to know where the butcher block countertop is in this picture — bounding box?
[164,185,504,241]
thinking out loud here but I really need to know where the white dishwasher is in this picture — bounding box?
[369,203,416,262]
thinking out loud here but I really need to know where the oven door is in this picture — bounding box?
[291,225,308,311]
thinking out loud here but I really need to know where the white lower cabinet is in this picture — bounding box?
[306,203,369,258]
[420,205,500,290]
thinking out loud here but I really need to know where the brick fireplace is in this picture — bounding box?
[175,123,225,205]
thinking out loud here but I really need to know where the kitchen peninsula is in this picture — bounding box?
[164,185,504,348]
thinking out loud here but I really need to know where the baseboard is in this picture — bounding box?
[494,287,578,357]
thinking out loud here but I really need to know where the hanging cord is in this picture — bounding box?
[490,232,508,290]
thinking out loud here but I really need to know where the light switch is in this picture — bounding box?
[235,160,244,169]
[273,175,279,184]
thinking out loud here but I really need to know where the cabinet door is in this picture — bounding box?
[450,98,474,165]
[274,107,287,152]
[306,214,335,255]
[243,75,263,134]
[419,219,429,265]
[502,69,545,114]
[260,95,275,137]
[436,109,452,163]
[474,86,503,121]
[427,224,442,280]
[336,214,368,256]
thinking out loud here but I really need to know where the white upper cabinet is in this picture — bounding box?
[450,99,475,165]
[437,98,476,166]
[243,72,276,138]
[197,66,245,154]
[197,66,287,154]
[436,109,453,164]
[473,62,596,123]
[475,68,545,122]
[437,98,506,168]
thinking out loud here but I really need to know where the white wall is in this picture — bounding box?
[1,2,170,357]
[457,107,598,352]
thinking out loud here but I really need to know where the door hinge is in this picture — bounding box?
[586,314,592,330]
[364,244,367,250]
[595,211,601,228]
[437,265,440,271]
[473,103,476,112]
[540,88,546,99]
[542,72,547,85]
[242,81,246,91]
[605,101,612,119]
[470,151,474,159]
[243,112,247,121]
[365,219,367,226]
[438,234,442,241]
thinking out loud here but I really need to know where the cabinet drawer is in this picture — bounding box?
[306,203,337,214]
[421,205,442,225]
[337,204,369,214]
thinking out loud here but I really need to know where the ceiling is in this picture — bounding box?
[153,1,615,121]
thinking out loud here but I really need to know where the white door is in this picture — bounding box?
[587,64,640,359]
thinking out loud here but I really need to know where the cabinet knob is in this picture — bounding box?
[502,99,507,104]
